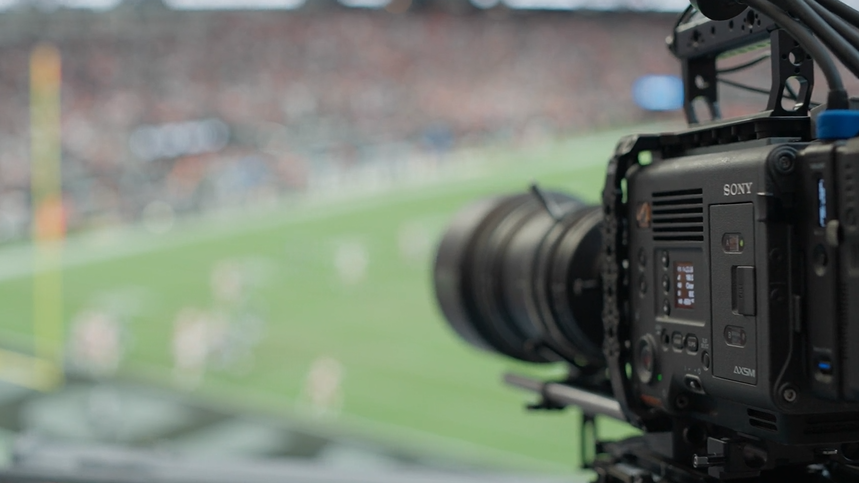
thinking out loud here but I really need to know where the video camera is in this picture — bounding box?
[432,1,859,481]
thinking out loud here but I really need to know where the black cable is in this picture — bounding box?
[718,77,821,107]
[718,77,775,96]
[673,5,695,31]
[808,0,859,53]
[744,0,848,109]
[716,54,771,74]
[782,0,859,79]
[816,0,859,29]
[785,80,799,100]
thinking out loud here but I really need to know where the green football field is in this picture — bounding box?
[0,127,665,472]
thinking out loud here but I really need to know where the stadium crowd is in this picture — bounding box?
[0,6,741,241]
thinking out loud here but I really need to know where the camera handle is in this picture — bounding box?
[669,8,814,124]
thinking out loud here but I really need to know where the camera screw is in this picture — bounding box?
[675,393,690,410]
[770,287,787,304]
[775,154,794,173]
[769,146,797,175]
[694,454,726,469]
[782,387,798,403]
[769,248,784,263]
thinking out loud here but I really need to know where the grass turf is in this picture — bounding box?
[0,128,658,472]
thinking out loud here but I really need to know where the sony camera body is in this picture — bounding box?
[617,118,859,447]
[433,3,859,481]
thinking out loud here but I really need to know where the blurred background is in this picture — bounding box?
[0,0,851,480]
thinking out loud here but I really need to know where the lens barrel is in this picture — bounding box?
[433,192,604,367]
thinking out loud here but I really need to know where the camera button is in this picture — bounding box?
[686,335,699,353]
[813,244,828,276]
[636,337,656,384]
[732,266,756,316]
[702,351,711,370]
[684,375,705,394]
[672,332,684,351]
[661,250,670,268]
[724,326,747,347]
[662,299,671,315]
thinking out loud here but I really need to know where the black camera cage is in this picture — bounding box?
[506,6,859,482]
[602,6,818,433]
[670,7,815,123]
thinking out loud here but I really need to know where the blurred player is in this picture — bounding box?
[397,220,433,265]
[299,356,345,419]
[334,240,369,285]
[171,308,213,390]
[68,309,122,378]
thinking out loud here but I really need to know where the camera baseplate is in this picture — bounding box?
[592,434,859,483]
[506,373,859,483]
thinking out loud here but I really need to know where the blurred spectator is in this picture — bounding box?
[0,7,735,241]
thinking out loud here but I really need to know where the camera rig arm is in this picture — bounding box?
[504,373,625,421]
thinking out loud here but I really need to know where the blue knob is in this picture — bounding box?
[817,110,859,140]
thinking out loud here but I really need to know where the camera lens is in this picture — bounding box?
[433,192,604,367]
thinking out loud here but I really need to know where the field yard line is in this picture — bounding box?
[0,348,62,391]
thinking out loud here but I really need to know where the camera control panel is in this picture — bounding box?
[709,203,757,385]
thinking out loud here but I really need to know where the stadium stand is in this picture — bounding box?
[0,7,681,241]
[3,5,842,241]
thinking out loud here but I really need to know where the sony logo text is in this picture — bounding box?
[724,182,753,196]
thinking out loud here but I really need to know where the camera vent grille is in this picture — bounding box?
[804,413,859,435]
[748,409,778,433]
[651,188,704,242]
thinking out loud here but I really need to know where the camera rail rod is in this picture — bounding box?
[504,373,625,421]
